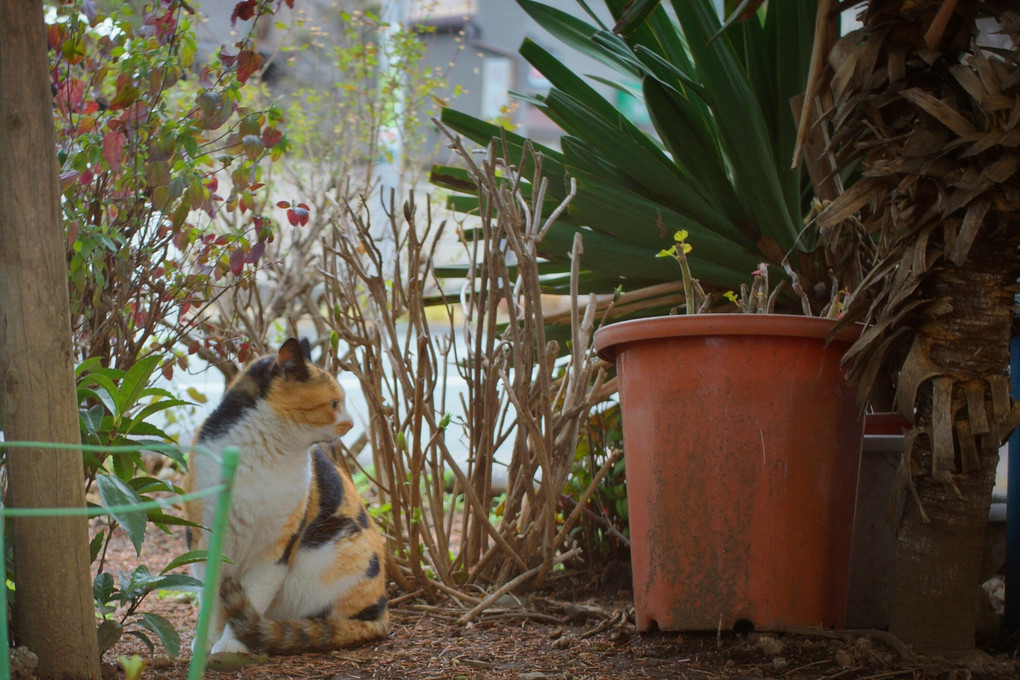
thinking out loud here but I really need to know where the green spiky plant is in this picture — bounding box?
[431,0,865,321]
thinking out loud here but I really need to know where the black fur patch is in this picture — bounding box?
[300,450,360,549]
[197,356,278,441]
[356,507,370,529]
[351,596,388,622]
[185,527,193,550]
[278,515,308,565]
[365,553,381,580]
[311,449,346,512]
[300,515,359,549]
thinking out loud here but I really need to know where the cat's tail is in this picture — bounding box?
[219,576,389,655]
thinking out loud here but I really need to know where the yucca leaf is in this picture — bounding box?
[518,38,625,125]
[612,0,662,36]
[543,90,736,235]
[565,172,760,275]
[608,0,689,72]
[669,0,798,252]
[641,77,742,220]
[518,0,639,77]
[438,108,567,200]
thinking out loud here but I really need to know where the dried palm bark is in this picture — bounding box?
[814,0,1020,653]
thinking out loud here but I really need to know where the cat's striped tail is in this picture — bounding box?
[219,577,389,654]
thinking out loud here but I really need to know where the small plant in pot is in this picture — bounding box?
[593,220,866,633]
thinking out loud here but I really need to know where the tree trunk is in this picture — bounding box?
[0,1,102,678]
[889,248,1017,654]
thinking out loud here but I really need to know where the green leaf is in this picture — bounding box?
[137,612,181,659]
[517,0,639,76]
[77,377,119,417]
[75,356,104,378]
[93,571,115,604]
[111,449,144,483]
[96,473,147,555]
[146,573,205,593]
[612,0,663,36]
[121,564,204,602]
[89,530,105,563]
[98,619,123,653]
[118,355,162,414]
[124,398,191,437]
[145,509,202,530]
[129,476,178,495]
[80,403,105,439]
[159,549,218,575]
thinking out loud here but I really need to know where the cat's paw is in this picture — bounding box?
[210,637,250,655]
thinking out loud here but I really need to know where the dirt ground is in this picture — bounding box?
[84,521,1020,680]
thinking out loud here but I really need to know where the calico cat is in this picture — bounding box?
[183,338,388,655]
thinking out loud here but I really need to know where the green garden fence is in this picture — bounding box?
[0,441,238,680]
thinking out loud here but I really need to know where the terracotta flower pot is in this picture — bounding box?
[594,314,863,632]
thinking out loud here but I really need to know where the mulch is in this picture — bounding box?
[84,519,1020,680]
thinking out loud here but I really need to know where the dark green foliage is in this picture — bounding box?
[433,0,825,317]
[564,403,629,565]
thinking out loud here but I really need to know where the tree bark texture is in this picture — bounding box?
[817,0,1020,654]
[0,1,101,678]
[889,251,1017,654]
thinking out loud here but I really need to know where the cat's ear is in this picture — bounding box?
[299,338,312,361]
[277,338,310,381]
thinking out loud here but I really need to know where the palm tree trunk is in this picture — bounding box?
[815,0,1020,653]
[889,244,1017,653]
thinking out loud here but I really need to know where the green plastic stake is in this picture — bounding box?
[0,440,239,679]
[188,446,239,680]
[0,502,8,680]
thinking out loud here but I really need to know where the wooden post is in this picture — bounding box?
[0,1,102,678]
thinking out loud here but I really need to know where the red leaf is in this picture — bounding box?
[47,25,65,51]
[236,49,262,85]
[292,206,309,226]
[102,131,126,173]
[284,0,294,8]
[229,247,245,276]
[230,0,258,26]
[276,200,291,209]
[162,363,174,381]
[55,79,84,114]
[205,176,218,193]
[262,128,283,148]
[78,168,94,185]
[244,240,266,264]
[237,341,251,364]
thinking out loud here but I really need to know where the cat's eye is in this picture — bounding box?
[331,399,339,409]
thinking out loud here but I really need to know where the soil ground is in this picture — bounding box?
[86,521,1020,680]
